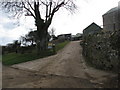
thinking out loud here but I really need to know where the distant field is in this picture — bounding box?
[2,41,70,65]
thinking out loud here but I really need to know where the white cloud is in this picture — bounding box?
[0,9,36,45]
[0,23,30,45]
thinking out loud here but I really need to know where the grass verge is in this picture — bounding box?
[2,41,70,65]
[55,41,70,52]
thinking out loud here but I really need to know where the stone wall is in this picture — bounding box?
[82,30,119,71]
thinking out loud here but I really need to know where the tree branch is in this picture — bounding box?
[28,2,35,11]
[45,5,48,22]
[40,0,48,6]
[22,2,36,19]
[44,1,65,28]
[49,1,52,17]
[54,1,64,12]
[34,1,41,19]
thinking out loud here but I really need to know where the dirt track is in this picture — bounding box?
[3,41,118,88]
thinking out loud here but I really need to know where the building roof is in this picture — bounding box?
[84,22,102,31]
[57,33,71,37]
[104,7,118,15]
[83,22,102,35]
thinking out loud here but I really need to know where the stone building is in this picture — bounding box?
[83,22,102,36]
[102,2,120,31]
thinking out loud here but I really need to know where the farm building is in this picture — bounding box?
[71,33,83,41]
[83,22,102,36]
[102,1,120,31]
[57,33,72,41]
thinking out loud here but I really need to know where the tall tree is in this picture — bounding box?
[1,0,77,53]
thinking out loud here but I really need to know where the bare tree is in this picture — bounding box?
[49,27,55,36]
[0,0,77,53]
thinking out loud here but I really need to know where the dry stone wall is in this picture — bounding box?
[82,30,119,72]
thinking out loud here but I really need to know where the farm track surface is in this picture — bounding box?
[2,41,118,88]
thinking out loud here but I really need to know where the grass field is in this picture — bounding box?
[2,41,70,65]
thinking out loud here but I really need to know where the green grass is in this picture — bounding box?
[2,50,54,65]
[2,41,70,65]
[55,41,70,52]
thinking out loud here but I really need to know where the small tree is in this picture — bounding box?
[49,28,55,36]
[49,27,56,40]
[20,36,27,46]
[26,30,37,46]
[1,0,77,53]
[13,40,21,53]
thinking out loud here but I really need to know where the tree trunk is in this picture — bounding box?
[36,25,48,54]
[36,36,48,53]
[40,36,48,50]
[34,2,51,54]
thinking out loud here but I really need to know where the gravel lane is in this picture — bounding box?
[3,41,117,88]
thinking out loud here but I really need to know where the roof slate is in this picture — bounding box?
[104,7,118,15]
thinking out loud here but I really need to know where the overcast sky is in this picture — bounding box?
[0,0,120,45]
